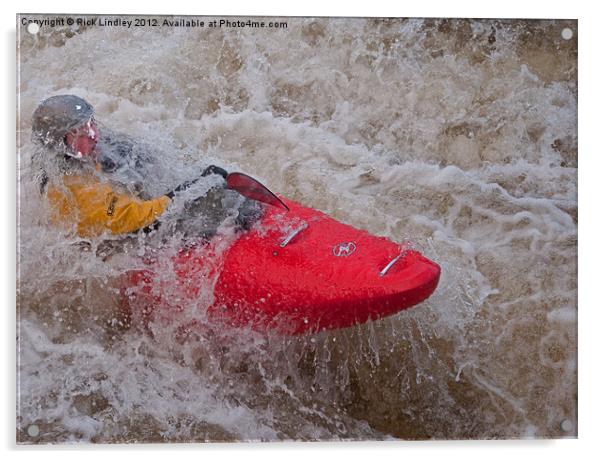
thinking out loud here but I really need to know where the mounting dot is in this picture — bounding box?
[561,28,573,40]
[27,424,40,437]
[560,419,573,432]
[27,23,40,35]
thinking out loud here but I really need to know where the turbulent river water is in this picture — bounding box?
[16,16,577,442]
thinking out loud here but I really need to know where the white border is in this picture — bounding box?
[3,1,599,458]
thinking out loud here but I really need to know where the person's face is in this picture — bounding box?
[64,119,99,159]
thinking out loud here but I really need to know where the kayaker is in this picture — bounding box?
[31,94,261,239]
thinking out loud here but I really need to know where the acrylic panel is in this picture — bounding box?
[16,15,577,443]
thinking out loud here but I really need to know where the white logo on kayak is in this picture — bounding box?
[332,242,357,257]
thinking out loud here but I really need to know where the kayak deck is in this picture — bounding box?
[125,198,441,334]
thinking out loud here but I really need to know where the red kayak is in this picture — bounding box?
[124,197,440,335]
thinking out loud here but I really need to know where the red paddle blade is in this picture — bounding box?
[226,172,289,211]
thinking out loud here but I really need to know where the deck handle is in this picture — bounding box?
[379,254,404,277]
[280,221,309,248]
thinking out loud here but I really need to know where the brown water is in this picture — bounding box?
[17,16,577,442]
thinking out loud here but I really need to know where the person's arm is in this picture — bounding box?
[100,191,170,235]
[165,165,228,198]
[65,180,170,236]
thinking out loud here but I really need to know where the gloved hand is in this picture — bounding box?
[202,166,265,231]
[235,199,264,231]
[201,165,228,179]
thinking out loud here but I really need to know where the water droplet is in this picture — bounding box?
[561,28,573,40]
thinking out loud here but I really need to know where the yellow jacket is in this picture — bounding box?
[47,173,170,237]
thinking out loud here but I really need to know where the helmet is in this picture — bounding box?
[32,95,94,146]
